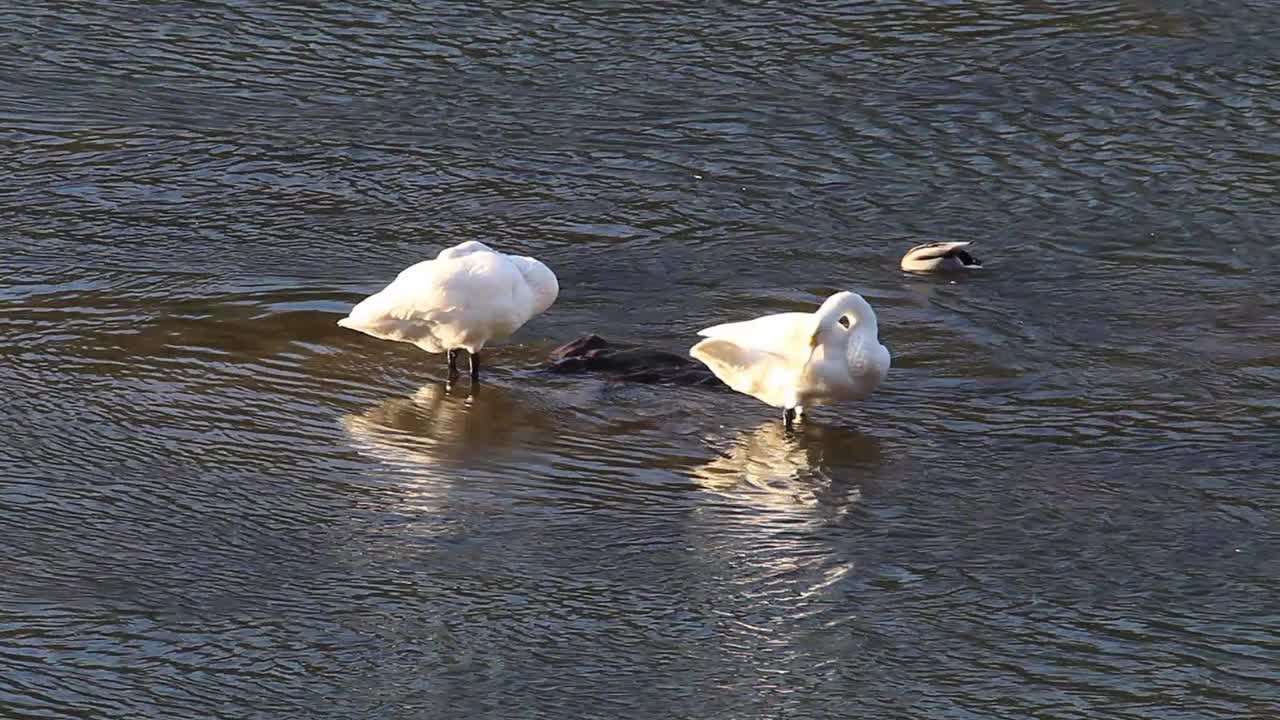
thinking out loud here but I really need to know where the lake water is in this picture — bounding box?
[2,2,1277,718]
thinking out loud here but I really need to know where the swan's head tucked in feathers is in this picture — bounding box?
[507,254,560,318]
[436,240,496,260]
[811,291,879,348]
[432,241,558,318]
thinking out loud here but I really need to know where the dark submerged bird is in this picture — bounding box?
[544,334,723,386]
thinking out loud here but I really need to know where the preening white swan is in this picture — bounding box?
[338,241,558,381]
[900,241,983,273]
[689,291,891,428]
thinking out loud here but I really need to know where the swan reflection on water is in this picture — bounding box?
[342,380,882,524]
[342,381,555,472]
[690,419,882,518]
[680,420,884,602]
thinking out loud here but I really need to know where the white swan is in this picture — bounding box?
[900,241,983,273]
[689,291,891,428]
[338,241,558,381]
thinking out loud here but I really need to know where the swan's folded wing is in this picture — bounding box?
[689,338,793,407]
[696,312,819,369]
[338,252,526,349]
[342,260,451,331]
[337,286,461,349]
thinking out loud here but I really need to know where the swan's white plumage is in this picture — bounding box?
[697,312,820,367]
[689,291,890,415]
[692,313,817,408]
[338,241,558,355]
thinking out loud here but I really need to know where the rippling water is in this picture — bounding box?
[2,2,1278,718]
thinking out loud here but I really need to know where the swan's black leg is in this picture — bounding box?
[447,349,460,380]
[469,351,480,383]
[784,407,796,431]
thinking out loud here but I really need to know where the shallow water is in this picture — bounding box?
[2,2,1278,718]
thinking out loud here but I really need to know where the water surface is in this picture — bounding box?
[2,2,1278,718]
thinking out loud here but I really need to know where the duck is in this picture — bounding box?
[688,291,891,429]
[338,241,558,382]
[900,241,983,273]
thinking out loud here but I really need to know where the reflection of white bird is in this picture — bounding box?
[338,241,559,382]
[343,382,553,467]
[692,422,830,514]
[340,383,556,521]
[689,292,891,428]
[690,420,879,517]
[899,241,983,273]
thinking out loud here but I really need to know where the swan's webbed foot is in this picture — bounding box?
[784,407,797,431]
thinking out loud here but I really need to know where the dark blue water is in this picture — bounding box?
[2,2,1277,718]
